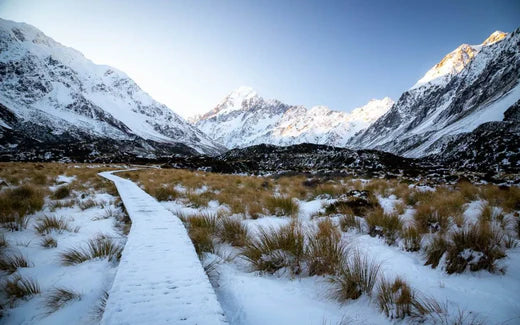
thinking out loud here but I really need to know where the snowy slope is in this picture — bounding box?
[194,87,393,149]
[349,29,520,158]
[0,18,224,157]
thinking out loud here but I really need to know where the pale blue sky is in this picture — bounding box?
[1,0,519,117]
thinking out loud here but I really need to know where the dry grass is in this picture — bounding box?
[34,215,71,234]
[153,186,178,201]
[377,277,417,319]
[307,218,346,276]
[242,222,305,275]
[52,186,71,200]
[45,287,81,313]
[184,213,220,256]
[220,217,249,247]
[329,252,381,301]
[92,290,109,320]
[401,226,421,252]
[365,208,402,245]
[2,274,40,301]
[61,235,123,265]
[424,235,448,268]
[41,236,58,248]
[445,223,505,274]
[0,253,31,274]
[0,184,44,231]
[339,214,362,232]
[265,195,299,217]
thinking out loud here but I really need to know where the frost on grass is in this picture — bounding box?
[60,235,123,265]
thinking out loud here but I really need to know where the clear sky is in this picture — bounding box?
[1,0,519,118]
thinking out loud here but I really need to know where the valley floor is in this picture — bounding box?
[1,164,520,324]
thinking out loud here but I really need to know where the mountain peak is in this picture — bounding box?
[482,31,507,46]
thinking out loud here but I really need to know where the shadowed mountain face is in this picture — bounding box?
[349,30,520,162]
[0,18,225,161]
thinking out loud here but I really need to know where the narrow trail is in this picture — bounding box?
[99,171,227,325]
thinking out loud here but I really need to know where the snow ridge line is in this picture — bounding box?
[99,171,227,325]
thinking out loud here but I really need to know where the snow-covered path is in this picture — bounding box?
[98,171,227,325]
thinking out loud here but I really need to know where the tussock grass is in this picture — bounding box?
[49,199,76,211]
[401,226,421,252]
[329,253,381,301]
[153,186,178,201]
[78,199,97,210]
[424,235,448,268]
[52,186,71,200]
[265,196,299,217]
[61,236,123,265]
[377,277,418,319]
[185,213,220,255]
[34,215,71,234]
[0,184,44,231]
[3,274,40,301]
[220,217,249,247]
[45,287,81,313]
[413,187,466,234]
[0,253,31,274]
[307,219,346,276]
[92,290,109,320]
[445,223,505,274]
[339,214,362,232]
[366,208,402,245]
[41,236,58,248]
[242,222,305,275]
[0,233,7,249]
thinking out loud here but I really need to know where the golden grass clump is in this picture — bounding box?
[329,252,381,301]
[265,196,299,217]
[307,218,346,276]
[2,274,40,301]
[0,253,31,274]
[34,215,71,234]
[0,184,44,230]
[41,236,58,248]
[242,222,305,275]
[377,277,417,319]
[153,186,178,201]
[51,186,71,200]
[401,226,421,252]
[61,235,123,265]
[220,217,249,247]
[45,287,81,313]
[365,208,402,245]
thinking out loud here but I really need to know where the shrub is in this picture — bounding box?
[307,219,346,276]
[366,208,402,245]
[0,253,31,274]
[445,223,505,274]
[220,217,249,247]
[401,226,421,252]
[41,236,58,248]
[45,287,81,313]
[329,253,381,301]
[52,186,71,200]
[3,275,40,301]
[34,215,71,234]
[265,196,299,217]
[242,222,305,275]
[61,236,123,265]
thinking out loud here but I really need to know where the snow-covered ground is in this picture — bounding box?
[1,178,125,324]
[159,185,520,325]
[98,172,227,325]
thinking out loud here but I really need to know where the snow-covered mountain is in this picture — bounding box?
[194,86,393,149]
[349,29,520,162]
[0,18,224,160]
